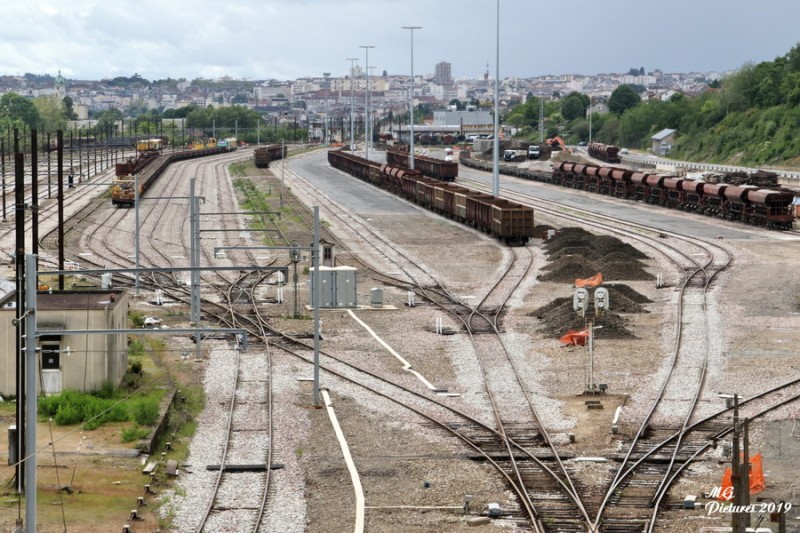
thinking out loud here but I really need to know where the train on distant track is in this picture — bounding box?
[136,138,167,152]
[111,144,233,207]
[216,137,239,150]
[587,142,621,164]
[386,145,458,182]
[459,156,795,230]
[253,144,287,168]
[328,149,534,244]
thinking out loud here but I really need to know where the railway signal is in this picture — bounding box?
[573,285,610,394]
[573,288,588,317]
[594,287,609,313]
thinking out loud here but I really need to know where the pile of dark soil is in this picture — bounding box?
[532,228,654,339]
[539,228,653,283]
[529,284,651,339]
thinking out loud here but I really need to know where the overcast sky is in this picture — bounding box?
[3,1,800,82]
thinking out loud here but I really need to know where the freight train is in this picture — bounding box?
[111,145,232,207]
[386,145,458,182]
[328,149,534,244]
[459,156,795,230]
[253,144,287,168]
[587,142,621,164]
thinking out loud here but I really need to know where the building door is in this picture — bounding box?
[41,344,62,396]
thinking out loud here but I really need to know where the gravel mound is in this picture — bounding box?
[539,228,653,283]
[531,227,655,339]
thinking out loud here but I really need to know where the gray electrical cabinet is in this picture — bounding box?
[370,288,383,307]
[309,266,357,308]
[334,267,357,308]
[309,266,335,308]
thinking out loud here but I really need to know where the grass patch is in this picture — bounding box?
[38,387,163,431]
[232,178,287,244]
[121,424,151,442]
[3,457,158,529]
[229,160,254,177]
[37,333,170,436]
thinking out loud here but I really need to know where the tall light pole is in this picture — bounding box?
[360,45,375,160]
[368,66,376,151]
[492,0,500,197]
[402,26,421,170]
[539,98,544,143]
[323,72,330,145]
[346,57,358,152]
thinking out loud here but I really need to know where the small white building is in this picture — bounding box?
[0,289,129,396]
[651,128,677,156]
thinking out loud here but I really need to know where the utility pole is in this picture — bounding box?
[14,128,25,493]
[359,45,374,159]
[539,98,544,143]
[741,417,751,530]
[402,26,421,170]
[323,72,330,145]
[731,394,744,533]
[492,0,501,197]
[346,58,358,152]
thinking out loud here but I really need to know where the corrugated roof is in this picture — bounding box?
[652,128,676,141]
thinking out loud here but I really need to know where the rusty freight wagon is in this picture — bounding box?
[329,149,534,245]
[386,146,458,181]
[111,146,231,207]
[463,155,794,230]
[253,144,287,168]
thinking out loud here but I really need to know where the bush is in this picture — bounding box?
[128,338,146,357]
[38,394,64,418]
[129,360,143,374]
[38,388,164,430]
[95,381,116,399]
[130,397,160,426]
[54,402,82,425]
[130,311,144,327]
[41,389,135,428]
[121,425,151,443]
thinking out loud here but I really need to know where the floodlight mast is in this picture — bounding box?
[402,26,421,170]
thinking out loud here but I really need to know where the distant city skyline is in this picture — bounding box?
[2,1,800,82]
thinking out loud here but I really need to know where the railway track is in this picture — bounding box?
[454,170,800,530]
[194,270,276,532]
[16,146,798,531]
[279,156,598,530]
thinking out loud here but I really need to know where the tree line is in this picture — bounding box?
[506,42,800,167]
[0,92,306,147]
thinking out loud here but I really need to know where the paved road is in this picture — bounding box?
[289,150,418,215]
[293,148,799,242]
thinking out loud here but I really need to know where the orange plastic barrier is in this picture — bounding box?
[575,272,603,288]
[560,328,589,346]
[718,452,766,500]
[749,452,765,494]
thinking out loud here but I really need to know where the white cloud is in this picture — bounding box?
[1,0,798,81]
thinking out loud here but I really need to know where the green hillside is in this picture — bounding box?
[508,43,800,169]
